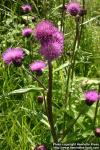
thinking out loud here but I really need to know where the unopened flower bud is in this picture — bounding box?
[32,16,36,22]
[79,9,87,16]
[37,96,44,104]
[34,144,47,150]
[95,128,100,137]
[21,4,32,13]
[22,28,33,37]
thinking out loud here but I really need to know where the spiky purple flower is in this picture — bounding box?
[40,41,63,60]
[21,4,32,13]
[22,28,33,37]
[95,128,100,137]
[34,20,64,60]
[30,61,46,76]
[34,144,47,150]
[2,48,24,66]
[34,20,57,43]
[65,2,81,16]
[84,90,99,106]
[30,61,46,71]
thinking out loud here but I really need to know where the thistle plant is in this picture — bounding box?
[34,20,64,142]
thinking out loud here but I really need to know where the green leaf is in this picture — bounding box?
[75,77,100,85]
[23,48,30,55]
[53,61,70,72]
[40,114,50,128]
[40,119,50,128]
[8,86,43,95]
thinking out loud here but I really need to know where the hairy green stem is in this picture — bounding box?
[83,0,85,7]
[43,0,47,19]
[62,17,80,141]
[93,101,99,130]
[61,0,65,32]
[47,61,58,143]
[78,0,85,46]
[71,18,80,80]
[65,17,80,104]
[60,0,68,76]
[71,0,86,79]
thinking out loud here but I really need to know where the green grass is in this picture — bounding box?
[0,0,100,149]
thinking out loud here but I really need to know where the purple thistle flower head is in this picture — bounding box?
[95,128,100,137]
[65,2,81,16]
[30,61,46,71]
[84,90,99,106]
[2,48,25,66]
[34,20,64,61]
[40,41,63,61]
[21,4,32,13]
[52,31,64,47]
[34,20,57,43]
[34,144,47,150]
[30,61,46,76]
[22,28,33,37]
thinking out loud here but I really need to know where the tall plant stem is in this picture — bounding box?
[71,18,80,80]
[65,17,80,104]
[93,84,100,130]
[47,61,58,143]
[83,0,85,7]
[60,0,68,76]
[93,101,100,130]
[43,0,47,19]
[62,17,80,139]
[71,0,87,80]
[78,0,85,45]
[61,0,65,32]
